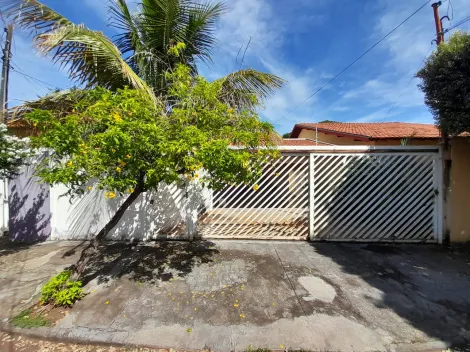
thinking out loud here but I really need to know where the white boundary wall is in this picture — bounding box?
[49,181,212,241]
[8,146,443,242]
[8,159,212,241]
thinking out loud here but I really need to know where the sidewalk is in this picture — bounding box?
[1,239,470,351]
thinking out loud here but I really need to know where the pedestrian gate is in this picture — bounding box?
[199,147,443,243]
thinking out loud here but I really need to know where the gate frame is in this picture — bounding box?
[220,145,445,243]
[286,145,444,244]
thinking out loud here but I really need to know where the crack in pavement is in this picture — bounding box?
[271,244,308,317]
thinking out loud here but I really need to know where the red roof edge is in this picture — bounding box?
[291,124,371,141]
[290,125,303,138]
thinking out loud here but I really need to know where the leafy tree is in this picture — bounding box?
[3,0,284,111]
[282,132,291,138]
[417,31,470,136]
[26,64,276,277]
[0,124,32,178]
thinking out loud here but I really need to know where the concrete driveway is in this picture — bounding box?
[1,239,470,351]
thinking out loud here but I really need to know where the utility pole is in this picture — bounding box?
[0,24,13,124]
[431,2,451,243]
[431,2,444,45]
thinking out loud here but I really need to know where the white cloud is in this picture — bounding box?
[352,108,397,123]
[339,0,470,121]
[214,0,283,58]
[340,2,433,109]
[83,0,139,22]
[342,76,425,109]
[376,0,470,73]
[258,57,332,127]
[331,106,350,112]
[204,0,334,132]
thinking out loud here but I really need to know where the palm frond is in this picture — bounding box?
[109,0,141,57]
[37,24,157,104]
[180,1,225,66]
[9,88,87,120]
[0,0,71,35]
[2,0,156,104]
[128,50,171,93]
[138,0,224,71]
[216,69,285,110]
[140,0,180,53]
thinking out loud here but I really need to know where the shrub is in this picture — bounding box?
[0,123,33,178]
[53,281,84,307]
[40,270,85,307]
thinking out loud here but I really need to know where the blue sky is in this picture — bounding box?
[7,0,470,134]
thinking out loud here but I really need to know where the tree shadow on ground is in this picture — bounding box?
[310,242,470,349]
[0,236,35,258]
[79,240,218,286]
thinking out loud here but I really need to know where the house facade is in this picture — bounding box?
[4,118,470,243]
[288,121,470,243]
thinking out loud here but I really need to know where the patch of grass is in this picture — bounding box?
[11,309,50,328]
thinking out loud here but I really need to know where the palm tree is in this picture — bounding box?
[3,0,285,278]
[2,0,284,110]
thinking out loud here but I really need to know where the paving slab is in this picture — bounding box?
[1,238,470,351]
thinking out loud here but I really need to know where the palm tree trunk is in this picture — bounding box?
[71,185,144,280]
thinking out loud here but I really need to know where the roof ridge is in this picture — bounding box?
[297,121,434,125]
[291,121,440,139]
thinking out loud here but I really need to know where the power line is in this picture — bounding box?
[385,43,434,118]
[274,0,433,124]
[444,15,470,33]
[15,69,46,93]
[10,65,56,88]
[239,36,251,70]
[446,0,454,25]
[11,67,54,89]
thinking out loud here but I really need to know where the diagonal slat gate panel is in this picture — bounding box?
[199,154,310,240]
[310,152,440,242]
[198,148,441,243]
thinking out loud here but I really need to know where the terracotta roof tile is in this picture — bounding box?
[291,122,441,139]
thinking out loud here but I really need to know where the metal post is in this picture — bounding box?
[433,147,444,244]
[0,25,13,124]
[309,153,315,240]
[431,2,444,45]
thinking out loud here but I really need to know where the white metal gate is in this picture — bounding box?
[310,151,442,242]
[199,154,310,240]
[199,147,442,243]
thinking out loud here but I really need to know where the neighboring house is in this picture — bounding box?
[290,122,441,146]
[279,138,330,146]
